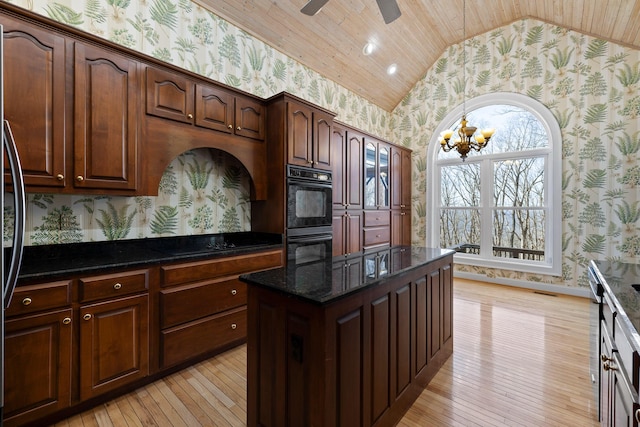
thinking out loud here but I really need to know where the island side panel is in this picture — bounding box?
[246,251,454,427]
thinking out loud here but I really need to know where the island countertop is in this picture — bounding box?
[239,246,454,305]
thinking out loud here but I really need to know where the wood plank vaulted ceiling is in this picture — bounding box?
[194,0,640,112]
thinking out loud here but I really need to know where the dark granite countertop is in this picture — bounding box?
[240,246,454,305]
[11,232,283,282]
[591,260,640,353]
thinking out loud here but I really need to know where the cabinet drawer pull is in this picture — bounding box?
[228,124,233,129]
[231,323,237,330]
[231,289,237,296]
[22,297,32,306]
[62,317,72,325]
[83,313,92,321]
[76,175,84,182]
[56,174,64,181]
[187,113,193,119]
[113,283,122,290]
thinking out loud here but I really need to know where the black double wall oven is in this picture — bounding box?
[286,165,332,264]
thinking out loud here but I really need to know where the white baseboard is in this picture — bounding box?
[454,271,590,299]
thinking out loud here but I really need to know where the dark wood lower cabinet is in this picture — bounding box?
[4,308,73,427]
[79,294,149,401]
[4,247,284,426]
[247,252,453,427]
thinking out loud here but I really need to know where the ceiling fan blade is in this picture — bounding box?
[376,0,401,24]
[301,0,330,16]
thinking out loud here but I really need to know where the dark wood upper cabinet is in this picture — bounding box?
[286,98,333,170]
[391,146,412,210]
[146,66,194,124]
[146,66,265,141]
[3,15,66,188]
[332,124,363,210]
[235,95,265,140]
[287,101,313,167]
[74,42,139,191]
[364,138,390,210]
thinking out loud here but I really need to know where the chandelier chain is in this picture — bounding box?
[439,0,495,160]
[463,0,466,115]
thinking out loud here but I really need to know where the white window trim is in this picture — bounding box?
[426,92,562,276]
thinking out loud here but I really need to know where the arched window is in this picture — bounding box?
[427,93,562,276]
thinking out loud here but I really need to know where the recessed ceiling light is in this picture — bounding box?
[387,63,397,75]
[363,42,375,56]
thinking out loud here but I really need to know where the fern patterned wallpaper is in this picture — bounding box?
[392,20,640,290]
[2,0,391,246]
[4,0,640,292]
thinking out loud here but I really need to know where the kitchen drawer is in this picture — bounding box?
[160,249,283,287]
[79,269,150,302]
[6,281,72,317]
[613,315,637,382]
[363,226,390,247]
[160,277,247,328]
[364,210,390,227]
[160,306,247,368]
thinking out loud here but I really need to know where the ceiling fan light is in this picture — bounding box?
[363,42,375,55]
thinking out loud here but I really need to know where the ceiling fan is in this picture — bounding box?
[300,0,401,24]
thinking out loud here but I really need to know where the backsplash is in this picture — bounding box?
[3,149,252,246]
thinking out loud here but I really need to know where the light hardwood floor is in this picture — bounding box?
[54,279,599,427]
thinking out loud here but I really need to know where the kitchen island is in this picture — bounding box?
[240,246,454,427]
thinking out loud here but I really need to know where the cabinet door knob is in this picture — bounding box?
[603,361,617,371]
[601,354,613,363]
[236,126,241,131]
[231,323,237,330]
[22,297,32,306]
[187,113,193,119]
[231,289,237,296]
[113,283,122,290]
[62,317,72,325]
[401,212,406,216]
[76,175,84,182]
[56,174,64,181]
[307,160,313,164]
[83,313,92,321]
[228,124,233,129]
[635,408,640,424]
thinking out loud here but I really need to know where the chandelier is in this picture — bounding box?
[439,0,495,161]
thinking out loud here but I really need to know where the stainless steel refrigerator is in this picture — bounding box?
[1,25,27,425]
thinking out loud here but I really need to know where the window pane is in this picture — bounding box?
[494,157,545,207]
[440,208,480,252]
[438,105,549,159]
[441,163,480,207]
[492,209,545,260]
[468,105,548,155]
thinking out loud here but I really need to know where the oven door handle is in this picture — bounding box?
[287,178,332,189]
[287,234,333,244]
